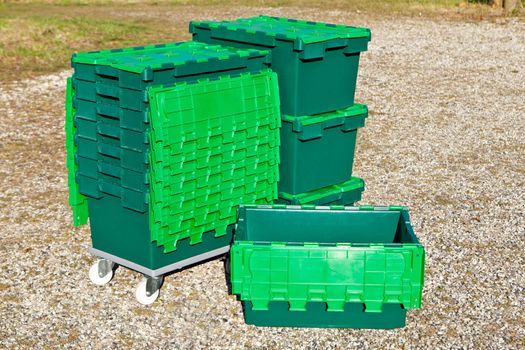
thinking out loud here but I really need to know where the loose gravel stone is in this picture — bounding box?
[0,8,524,350]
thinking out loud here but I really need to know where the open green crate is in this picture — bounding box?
[190,16,371,116]
[230,205,425,328]
[85,70,281,275]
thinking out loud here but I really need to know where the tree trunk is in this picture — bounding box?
[503,0,523,12]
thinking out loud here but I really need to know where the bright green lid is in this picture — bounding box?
[71,41,268,73]
[190,16,371,46]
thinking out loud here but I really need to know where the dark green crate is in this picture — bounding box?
[243,301,406,329]
[230,205,425,328]
[276,176,364,205]
[190,16,371,116]
[88,195,233,272]
[278,104,367,194]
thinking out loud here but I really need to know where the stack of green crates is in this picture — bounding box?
[190,16,371,205]
[190,16,425,329]
[66,16,425,329]
[66,42,281,278]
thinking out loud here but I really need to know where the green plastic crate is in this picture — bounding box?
[230,205,425,328]
[190,16,371,116]
[87,70,281,273]
[65,77,89,226]
[71,42,271,199]
[147,70,281,253]
[277,176,364,205]
[279,104,367,194]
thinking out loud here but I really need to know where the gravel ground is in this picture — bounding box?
[1,7,524,350]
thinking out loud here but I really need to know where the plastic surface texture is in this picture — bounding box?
[279,104,367,194]
[277,177,365,205]
[147,70,281,253]
[65,77,89,226]
[190,16,371,116]
[230,205,425,328]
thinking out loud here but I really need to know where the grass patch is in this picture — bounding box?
[0,0,517,82]
[0,5,187,81]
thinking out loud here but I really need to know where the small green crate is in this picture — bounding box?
[277,176,364,205]
[279,104,367,194]
[230,205,425,328]
[190,16,371,116]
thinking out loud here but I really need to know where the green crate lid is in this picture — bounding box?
[71,41,268,73]
[147,70,281,253]
[190,16,371,47]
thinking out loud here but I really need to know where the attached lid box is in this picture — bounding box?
[71,41,270,83]
[190,16,371,60]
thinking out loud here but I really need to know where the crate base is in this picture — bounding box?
[242,301,406,329]
[90,245,229,277]
[88,195,233,273]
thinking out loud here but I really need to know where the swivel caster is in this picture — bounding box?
[135,275,164,305]
[89,259,115,286]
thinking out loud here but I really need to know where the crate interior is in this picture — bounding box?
[240,208,418,244]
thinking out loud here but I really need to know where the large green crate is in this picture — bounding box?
[277,176,364,205]
[190,16,371,116]
[279,104,367,194]
[230,205,425,328]
[86,71,281,273]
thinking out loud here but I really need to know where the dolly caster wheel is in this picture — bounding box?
[89,259,115,286]
[135,276,163,305]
